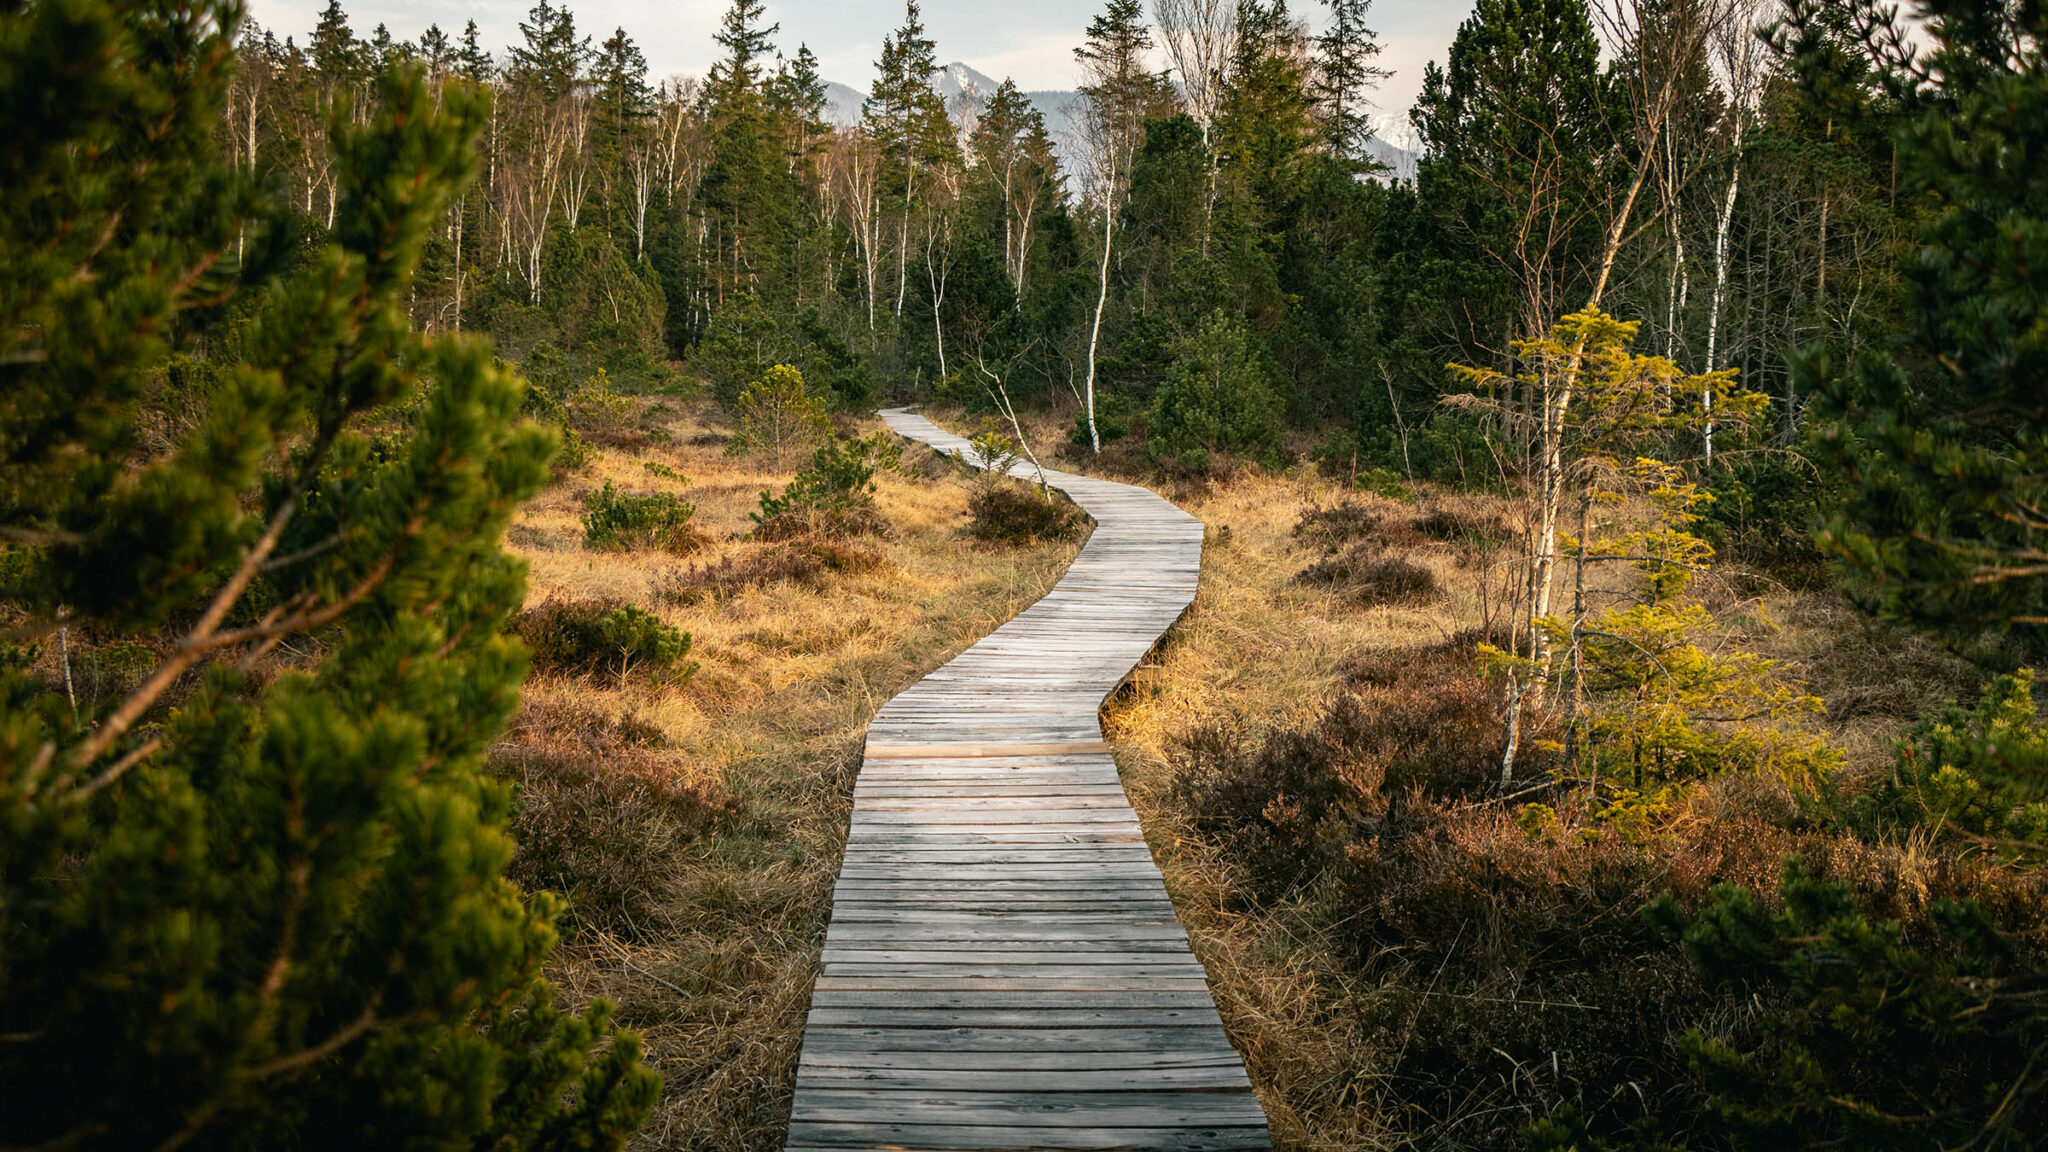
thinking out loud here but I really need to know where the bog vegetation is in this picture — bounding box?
[3,0,2045,1144]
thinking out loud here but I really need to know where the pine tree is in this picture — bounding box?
[308,0,363,87]
[456,18,493,81]
[508,0,589,103]
[865,0,955,333]
[0,1,659,1146]
[699,0,796,303]
[1411,0,1616,339]
[417,22,453,79]
[1312,0,1389,164]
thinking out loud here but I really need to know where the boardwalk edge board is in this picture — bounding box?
[781,409,1271,1151]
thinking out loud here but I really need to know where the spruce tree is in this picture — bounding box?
[0,1,658,1146]
[1312,0,1389,165]
[508,0,588,103]
[1411,0,1616,338]
[456,19,493,81]
[700,0,796,303]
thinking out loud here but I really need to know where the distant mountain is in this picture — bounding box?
[822,80,864,125]
[823,62,1082,144]
[1363,136,1418,182]
[821,62,1416,182]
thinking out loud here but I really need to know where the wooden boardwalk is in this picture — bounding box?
[783,411,1270,1151]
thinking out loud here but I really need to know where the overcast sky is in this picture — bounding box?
[246,0,1468,141]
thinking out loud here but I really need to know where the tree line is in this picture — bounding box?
[219,0,1911,481]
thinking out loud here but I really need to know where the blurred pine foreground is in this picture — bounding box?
[3,0,2047,1148]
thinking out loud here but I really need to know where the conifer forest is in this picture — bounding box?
[4,0,2048,1145]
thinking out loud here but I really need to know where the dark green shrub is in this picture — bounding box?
[516,598,695,686]
[582,481,704,553]
[752,432,900,539]
[1148,310,1283,465]
[521,378,592,472]
[1850,669,2048,852]
[1646,863,2048,1149]
[0,29,655,1149]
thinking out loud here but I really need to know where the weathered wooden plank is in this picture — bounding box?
[798,1025,1241,1054]
[789,1089,1268,1126]
[784,1125,1269,1151]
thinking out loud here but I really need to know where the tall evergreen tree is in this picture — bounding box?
[0,0,659,1146]
[699,0,794,301]
[865,0,954,330]
[508,0,588,102]
[456,18,493,81]
[1312,0,1389,164]
[1411,0,1615,357]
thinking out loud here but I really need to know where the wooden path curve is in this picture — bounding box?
[783,410,1270,1151]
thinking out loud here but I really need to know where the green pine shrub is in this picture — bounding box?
[752,431,900,540]
[582,480,705,554]
[515,598,696,687]
[521,376,593,473]
[0,10,657,1148]
[725,363,830,467]
[1645,863,2048,1148]
[1851,668,2048,856]
[1148,310,1284,467]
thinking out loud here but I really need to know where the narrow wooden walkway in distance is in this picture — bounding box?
[784,411,1270,1151]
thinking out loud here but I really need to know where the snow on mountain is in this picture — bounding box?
[819,63,1415,182]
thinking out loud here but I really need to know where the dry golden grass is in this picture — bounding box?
[495,398,1081,1150]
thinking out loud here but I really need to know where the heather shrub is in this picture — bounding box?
[659,539,885,604]
[1292,499,1381,551]
[515,598,696,686]
[969,481,1089,544]
[1412,504,1510,546]
[583,481,705,554]
[1296,546,1440,605]
[492,701,736,936]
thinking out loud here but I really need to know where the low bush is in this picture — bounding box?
[521,379,593,473]
[1173,641,1544,900]
[1292,499,1381,551]
[1167,635,2048,1148]
[492,700,736,936]
[1412,505,1510,546]
[583,481,705,554]
[968,480,1089,544]
[659,539,885,604]
[752,432,900,540]
[1296,545,1440,605]
[515,597,696,686]
[725,364,830,467]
